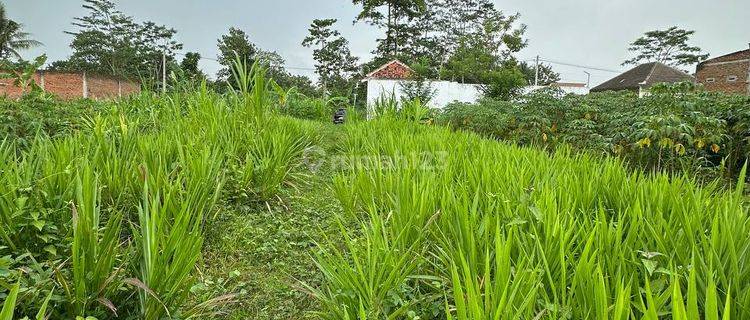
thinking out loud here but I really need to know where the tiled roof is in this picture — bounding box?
[365,60,413,80]
[591,62,695,92]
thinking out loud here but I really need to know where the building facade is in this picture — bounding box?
[0,71,140,100]
[696,48,750,95]
[363,60,484,112]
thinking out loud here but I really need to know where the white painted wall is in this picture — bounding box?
[366,79,483,110]
[366,80,590,115]
[521,85,590,95]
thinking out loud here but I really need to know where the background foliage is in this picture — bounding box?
[440,83,750,181]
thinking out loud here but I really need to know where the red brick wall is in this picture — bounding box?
[88,75,119,99]
[120,81,140,96]
[696,49,750,95]
[0,71,140,100]
[696,60,749,95]
[703,50,750,64]
[42,72,84,100]
[0,72,43,99]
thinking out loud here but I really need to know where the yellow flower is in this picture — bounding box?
[637,137,651,148]
[674,143,686,156]
[695,139,705,149]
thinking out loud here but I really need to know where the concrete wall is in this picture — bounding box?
[366,79,483,110]
[0,71,140,100]
[521,85,590,95]
[366,79,591,115]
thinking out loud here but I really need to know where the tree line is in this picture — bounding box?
[0,0,711,101]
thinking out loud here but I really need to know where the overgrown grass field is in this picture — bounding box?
[1,66,748,319]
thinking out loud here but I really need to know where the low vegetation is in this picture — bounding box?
[314,116,749,319]
[0,64,321,318]
[440,83,750,182]
[0,66,748,319]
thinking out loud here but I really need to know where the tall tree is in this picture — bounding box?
[0,3,41,60]
[623,27,709,67]
[179,51,205,80]
[352,0,426,59]
[216,27,317,95]
[50,0,181,80]
[518,61,560,86]
[216,27,257,85]
[437,0,527,83]
[302,19,359,96]
[430,0,526,70]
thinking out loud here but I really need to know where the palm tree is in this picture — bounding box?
[0,3,41,60]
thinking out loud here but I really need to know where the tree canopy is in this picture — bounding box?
[519,61,561,86]
[49,0,182,81]
[217,27,317,95]
[623,27,709,67]
[216,27,258,84]
[0,3,41,61]
[302,19,359,97]
[352,0,427,59]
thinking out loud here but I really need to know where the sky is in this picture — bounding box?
[5,0,750,86]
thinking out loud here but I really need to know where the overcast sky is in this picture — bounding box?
[5,0,749,86]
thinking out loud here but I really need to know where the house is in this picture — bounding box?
[696,46,750,95]
[590,62,695,97]
[363,60,482,111]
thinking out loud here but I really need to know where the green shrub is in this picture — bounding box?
[0,95,104,146]
[439,84,750,181]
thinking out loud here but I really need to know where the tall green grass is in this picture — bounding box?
[2,60,748,319]
[0,62,315,317]
[313,118,750,319]
[65,165,123,316]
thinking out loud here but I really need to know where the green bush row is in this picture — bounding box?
[438,84,750,182]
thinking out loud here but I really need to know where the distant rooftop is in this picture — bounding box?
[591,62,695,92]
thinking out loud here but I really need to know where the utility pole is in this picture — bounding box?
[162,51,166,94]
[746,43,750,95]
[583,71,591,88]
[534,55,540,87]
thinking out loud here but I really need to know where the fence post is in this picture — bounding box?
[118,79,122,98]
[82,72,88,98]
[39,71,45,91]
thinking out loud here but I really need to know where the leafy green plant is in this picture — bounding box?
[312,117,750,319]
[0,55,47,97]
[133,180,204,319]
[61,165,122,317]
[440,84,750,182]
[240,121,311,201]
[0,281,19,320]
[0,280,52,320]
